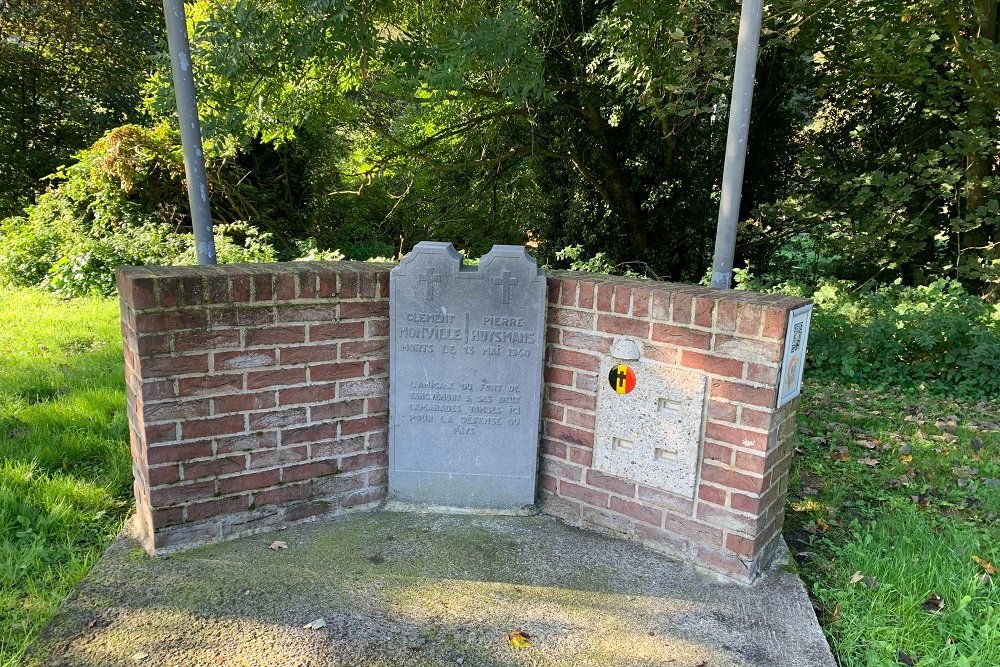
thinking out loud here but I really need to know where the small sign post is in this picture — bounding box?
[777,304,813,408]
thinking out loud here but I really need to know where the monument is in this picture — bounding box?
[388,242,547,509]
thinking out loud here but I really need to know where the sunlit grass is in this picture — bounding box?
[0,289,131,666]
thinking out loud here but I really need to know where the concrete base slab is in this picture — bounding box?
[27,512,834,667]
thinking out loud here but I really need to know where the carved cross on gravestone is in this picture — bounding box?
[495,270,518,304]
[419,269,442,301]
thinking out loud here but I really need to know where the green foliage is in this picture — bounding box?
[0,289,132,666]
[554,245,651,280]
[805,279,1000,398]
[0,124,277,297]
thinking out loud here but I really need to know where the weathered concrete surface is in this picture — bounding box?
[27,512,835,667]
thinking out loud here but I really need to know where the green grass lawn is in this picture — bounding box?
[0,287,997,666]
[0,289,132,667]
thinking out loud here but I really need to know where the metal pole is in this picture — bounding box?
[162,0,217,265]
[710,0,763,289]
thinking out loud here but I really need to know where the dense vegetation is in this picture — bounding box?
[1,1,998,299]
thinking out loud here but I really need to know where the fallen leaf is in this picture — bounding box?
[816,517,831,532]
[830,602,841,622]
[850,572,864,585]
[830,446,851,462]
[973,556,997,575]
[507,629,533,649]
[901,454,913,464]
[269,541,288,551]
[898,650,916,665]
[130,653,149,663]
[857,439,879,450]
[303,618,326,630]
[921,594,944,613]
[858,457,880,467]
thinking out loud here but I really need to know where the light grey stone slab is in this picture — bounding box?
[389,242,547,509]
[594,340,707,497]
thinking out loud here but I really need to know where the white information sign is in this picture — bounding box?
[777,304,813,408]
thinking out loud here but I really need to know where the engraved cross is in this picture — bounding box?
[495,271,518,304]
[419,269,442,301]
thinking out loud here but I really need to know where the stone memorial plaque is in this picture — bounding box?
[593,349,707,498]
[389,242,547,509]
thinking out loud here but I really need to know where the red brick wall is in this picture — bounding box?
[117,262,390,552]
[540,271,808,582]
[118,262,807,582]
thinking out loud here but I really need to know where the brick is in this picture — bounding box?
[341,339,388,358]
[540,457,583,482]
[680,351,744,379]
[341,488,384,509]
[671,292,694,324]
[184,455,247,480]
[693,296,715,327]
[147,440,212,465]
[713,335,783,364]
[726,533,757,556]
[547,386,596,411]
[174,329,242,352]
[247,367,307,390]
[181,414,245,440]
[137,334,172,356]
[544,366,574,387]
[140,354,209,377]
[705,422,768,451]
[218,469,280,495]
[148,464,181,486]
[634,523,688,553]
[551,308,595,329]
[731,492,763,514]
[311,398,365,422]
[128,276,157,309]
[280,344,339,366]
[710,380,777,409]
[560,481,609,508]
[636,485,695,515]
[662,512,724,545]
[211,306,275,328]
[586,470,636,498]
[543,403,565,422]
[178,373,243,397]
[610,497,662,526]
[631,288,650,318]
[245,326,306,347]
[560,330,612,354]
[544,421,595,447]
[144,399,210,423]
[649,290,671,321]
[566,409,596,430]
[297,270,320,299]
[279,385,337,407]
[338,272,359,298]
[149,480,216,507]
[276,304,337,323]
[643,344,679,366]
[253,273,274,301]
[186,495,249,521]
[746,363,780,385]
[312,436,366,460]
[151,507,184,529]
[539,473,558,494]
[144,422,178,445]
[253,483,311,507]
[135,309,207,333]
[736,304,764,337]
[339,377,388,398]
[568,446,593,467]
[548,347,600,372]
[702,441,733,465]
[282,422,338,445]
[208,276,231,303]
[214,349,276,371]
[249,445,308,469]
[700,463,765,494]
[547,278,561,304]
[707,400,738,423]
[141,379,175,401]
[696,503,762,535]
[214,391,277,415]
[693,545,753,581]
[651,324,710,350]
[582,507,631,535]
[232,275,252,302]
[339,301,388,319]
[577,281,595,309]
[366,319,390,338]
[541,438,567,459]
[282,459,340,483]
[310,362,365,382]
[341,415,387,436]
[698,483,728,506]
[762,308,788,340]
[716,301,738,331]
[341,451,385,473]
[597,314,649,338]
[216,431,277,454]
[249,407,308,430]
[735,450,768,475]
[596,284,614,312]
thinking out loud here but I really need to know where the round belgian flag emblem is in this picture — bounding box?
[608,364,636,394]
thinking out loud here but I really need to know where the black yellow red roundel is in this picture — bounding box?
[608,364,636,394]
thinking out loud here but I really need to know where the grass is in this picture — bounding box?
[1,287,998,666]
[787,384,1000,666]
[0,289,132,667]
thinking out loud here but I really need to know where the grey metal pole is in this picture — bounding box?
[162,0,217,265]
[710,0,763,289]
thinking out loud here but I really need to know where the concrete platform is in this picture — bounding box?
[27,512,835,667]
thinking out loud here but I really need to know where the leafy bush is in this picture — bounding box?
[805,279,1000,398]
[0,125,277,297]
